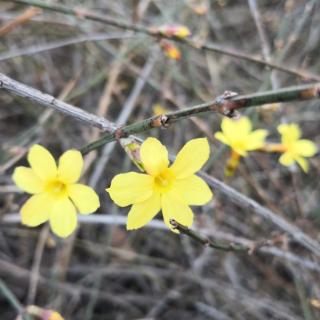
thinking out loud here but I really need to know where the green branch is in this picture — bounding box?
[81,83,320,154]
[8,0,320,81]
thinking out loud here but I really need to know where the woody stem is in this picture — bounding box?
[80,83,320,154]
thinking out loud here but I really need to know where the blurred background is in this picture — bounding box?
[0,0,320,319]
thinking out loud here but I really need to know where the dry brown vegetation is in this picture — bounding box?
[0,0,320,319]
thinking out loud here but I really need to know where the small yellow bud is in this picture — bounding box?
[160,41,181,60]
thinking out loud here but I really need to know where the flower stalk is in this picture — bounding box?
[225,151,241,177]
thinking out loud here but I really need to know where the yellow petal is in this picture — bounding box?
[127,192,161,230]
[68,184,100,214]
[214,131,230,146]
[140,137,169,176]
[294,140,317,157]
[245,129,268,150]
[107,172,154,207]
[279,152,294,167]
[21,193,52,226]
[58,150,83,183]
[236,117,252,134]
[28,145,57,181]
[278,123,301,144]
[221,116,251,138]
[49,198,77,238]
[13,166,44,194]
[172,175,213,205]
[295,156,309,173]
[161,190,194,233]
[170,138,210,179]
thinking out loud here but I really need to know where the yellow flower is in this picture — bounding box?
[152,104,168,116]
[277,123,317,172]
[157,25,191,38]
[160,41,181,60]
[215,116,268,156]
[107,138,212,231]
[13,145,100,238]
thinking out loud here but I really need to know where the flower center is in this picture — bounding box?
[233,140,246,151]
[45,179,68,198]
[154,169,174,193]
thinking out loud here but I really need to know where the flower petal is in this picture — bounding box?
[140,138,169,176]
[221,116,251,138]
[161,190,194,233]
[49,198,77,238]
[170,138,210,179]
[294,140,317,157]
[13,166,44,194]
[58,150,83,183]
[214,131,230,146]
[236,117,252,134]
[68,184,100,214]
[107,172,154,207]
[127,192,161,230]
[279,152,294,167]
[245,129,268,150]
[278,123,301,144]
[172,175,213,205]
[21,193,52,226]
[28,145,57,181]
[295,156,309,173]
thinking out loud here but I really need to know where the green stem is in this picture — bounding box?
[8,0,320,80]
[81,83,320,154]
[0,279,31,320]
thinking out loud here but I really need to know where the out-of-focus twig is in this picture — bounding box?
[2,213,320,272]
[0,279,31,320]
[0,33,137,61]
[0,6,41,36]
[6,0,320,81]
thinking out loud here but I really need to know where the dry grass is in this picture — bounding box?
[0,1,320,319]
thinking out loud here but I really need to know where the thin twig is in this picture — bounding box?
[88,47,158,187]
[6,0,320,81]
[0,279,31,320]
[3,213,320,272]
[0,73,117,132]
[0,6,41,36]
[1,73,319,154]
[170,219,249,252]
[1,73,320,256]
[81,83,320,154]
[199,172,320,257]
[0,33,137,61]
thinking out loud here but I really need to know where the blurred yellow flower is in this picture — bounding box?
[157,25,191,38]
[47,311,64,320]
[277,123,317,172]
[25,305,64,320]
[107,138,212,231]
[215,116,268,156]
[13,145,100,238]
[152,104,168,116]
[160,41,181,60]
